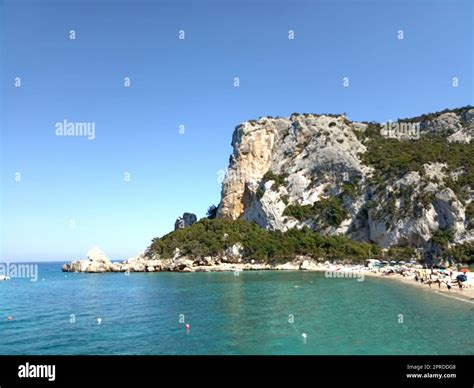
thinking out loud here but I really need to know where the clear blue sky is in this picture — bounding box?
[1,0,472,261]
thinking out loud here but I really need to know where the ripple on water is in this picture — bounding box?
[0,265,473,355]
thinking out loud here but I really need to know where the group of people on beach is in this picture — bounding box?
[413,268,467,291]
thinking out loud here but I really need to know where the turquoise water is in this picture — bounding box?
[0,263,472,355]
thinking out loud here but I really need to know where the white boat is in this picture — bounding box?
[0,275,11,281]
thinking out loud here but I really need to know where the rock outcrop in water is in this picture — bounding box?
[62,247,112,273]
[218,107,474,250]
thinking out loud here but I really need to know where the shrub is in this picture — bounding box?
[283,197,348,228]
[419,192,435,210]
[447,242,474,264]
[283,203,313,220]
[465,202,474,229]
[431,229,455,251]
[342,183,357,200]
[386,246,416,261]
[206,205,218,219]
[262,171,287,188]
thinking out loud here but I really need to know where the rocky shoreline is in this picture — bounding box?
[62,247,322,273]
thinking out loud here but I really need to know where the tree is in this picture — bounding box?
[431,229,454,252]
[206,205,218,219]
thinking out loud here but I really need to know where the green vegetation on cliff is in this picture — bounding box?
[262,171,287,188]
[362,135,474,185]
[466,202,474,230]
[356,121,473,205]
[283,197,348,228]
[147,218,379,263]
[386,245,417,261]
[447,242,474,264]
[397,105,473,123]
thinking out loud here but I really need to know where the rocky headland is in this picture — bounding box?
[63,106,474,274]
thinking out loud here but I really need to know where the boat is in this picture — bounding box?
[0,275,11,281]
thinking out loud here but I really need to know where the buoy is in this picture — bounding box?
[301,333,307,339]
[97,318,102,325]
[185,323,190,330]
[7,316,12,321]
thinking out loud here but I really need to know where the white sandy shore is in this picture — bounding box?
[361,268,474,303]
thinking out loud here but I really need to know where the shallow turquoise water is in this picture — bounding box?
[0,263,472,355]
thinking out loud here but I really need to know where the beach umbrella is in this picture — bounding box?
[460,268,470,273]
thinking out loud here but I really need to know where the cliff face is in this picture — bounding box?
[218,107,474,250]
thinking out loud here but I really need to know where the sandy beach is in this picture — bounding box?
[361,269,474,304]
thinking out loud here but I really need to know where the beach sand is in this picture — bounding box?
[361,270,474,304]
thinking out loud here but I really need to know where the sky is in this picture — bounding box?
[1,0,472,261]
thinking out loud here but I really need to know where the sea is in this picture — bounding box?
[0,263,473,355]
